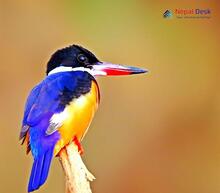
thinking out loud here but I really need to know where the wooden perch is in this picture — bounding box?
[59,142,95,193]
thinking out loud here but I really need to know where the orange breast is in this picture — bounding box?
[54,81,99,155]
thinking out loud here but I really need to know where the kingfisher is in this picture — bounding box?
[20,45,147,192]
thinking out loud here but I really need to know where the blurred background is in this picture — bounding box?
[0,1,220,193]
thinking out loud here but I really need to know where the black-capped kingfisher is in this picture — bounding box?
[20,45,147,192]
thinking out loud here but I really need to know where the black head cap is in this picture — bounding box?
[46,45,100,75]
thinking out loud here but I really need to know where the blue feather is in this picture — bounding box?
[28,148,53,192]
[39,148,54,186]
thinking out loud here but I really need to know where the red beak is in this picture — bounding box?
[92,62,148,76]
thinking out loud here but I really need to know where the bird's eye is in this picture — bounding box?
[77,54,88,63]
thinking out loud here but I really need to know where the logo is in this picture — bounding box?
[163,10,172,18]
[163,8,211,19]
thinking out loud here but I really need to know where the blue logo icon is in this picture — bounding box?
[163,10,172,18]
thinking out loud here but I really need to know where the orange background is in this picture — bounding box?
[0,1,220,193]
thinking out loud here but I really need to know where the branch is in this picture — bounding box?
[59,142,95,193]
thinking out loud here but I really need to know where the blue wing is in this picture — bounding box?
[20,83,42,139]
[20,71,93,140]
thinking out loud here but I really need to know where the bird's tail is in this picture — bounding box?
[28,148,54,192]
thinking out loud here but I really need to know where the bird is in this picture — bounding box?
[20,44,147,192]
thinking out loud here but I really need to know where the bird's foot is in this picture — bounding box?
[73,136,84,155]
